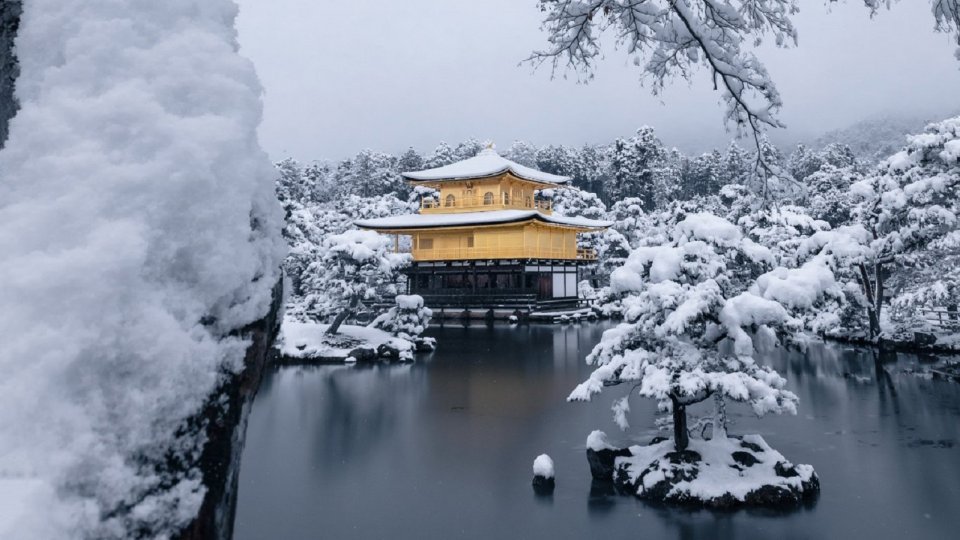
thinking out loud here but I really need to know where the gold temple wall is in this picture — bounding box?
[410,223,584,261]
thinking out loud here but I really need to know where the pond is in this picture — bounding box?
[232,323,960,539]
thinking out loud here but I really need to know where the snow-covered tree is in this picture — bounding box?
[276,158,310,208]
[503,140,539,167]
[336,149,400,198]
[303,230,410,334]
[721,140,751,187]
[569,213,843,451]
[529,0,960,178]
[397,147,424,175]
[425,141,455,168]
[606,127,666,208]
[586,227,632,284]
[804,164,862,226]
[738,204,830,264]
[847,116,960,337]
[452,138,484,162]
[608,197,656,247]
[543,185,607,219]
[683,150,722,199]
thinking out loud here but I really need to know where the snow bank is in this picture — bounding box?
[279,317,409,361]
[532,454,555,479]
[0,1,285,537]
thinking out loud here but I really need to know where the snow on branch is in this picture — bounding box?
[530,0,959,196]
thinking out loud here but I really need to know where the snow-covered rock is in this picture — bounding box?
[533,454,555,479]
[585,431,632,481]
[532,454,556,494]
[610,435,819,509]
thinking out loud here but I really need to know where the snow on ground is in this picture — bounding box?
[0,1,285,537]
[279,316,413,361]
[617,434,817,505]
[533,454,555,479]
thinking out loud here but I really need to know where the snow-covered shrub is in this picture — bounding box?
[570,213,841,452]
[304,230,410,334]
[0,1,285,537]
[371,294,434,351]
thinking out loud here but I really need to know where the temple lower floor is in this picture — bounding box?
[403,259,586,309]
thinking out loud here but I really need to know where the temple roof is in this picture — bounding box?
[402,148,570,185]
[354,209,611,231]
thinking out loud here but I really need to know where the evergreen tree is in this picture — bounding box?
[503,140,538,167]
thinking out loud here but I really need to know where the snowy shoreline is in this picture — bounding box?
[276,317,423,364]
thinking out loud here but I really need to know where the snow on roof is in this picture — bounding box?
[403,148,571,185]
[354,209,611,231]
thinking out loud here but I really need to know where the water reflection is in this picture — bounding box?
[234,324,960,540]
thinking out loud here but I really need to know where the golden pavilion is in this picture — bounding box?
[355,146,610,309]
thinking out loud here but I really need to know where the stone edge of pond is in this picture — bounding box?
[176,279,283,540]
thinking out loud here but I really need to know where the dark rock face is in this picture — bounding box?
[0,0,21,148]
[914,332,937,347]
[348,346,378,363]
[739,439,764,453]
[414,337,436,352]
[586,446,632,481]
[532,475,555,496]
[176,280,284,540]
[732,450,760,468]
[376,342,401,360]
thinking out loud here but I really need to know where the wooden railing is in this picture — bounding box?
[420,195,552,214]
[394,244,597,262]
[577,248,597,260]
[920,308,960,330]
[412,246,571,260]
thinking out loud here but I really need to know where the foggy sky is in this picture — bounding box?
[235,0,960,161]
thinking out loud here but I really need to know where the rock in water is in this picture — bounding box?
[585,430,631,481]
[532,454,555,495]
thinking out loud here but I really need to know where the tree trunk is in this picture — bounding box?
[856,262,881,338]
[670,395,689,452]
[327,296,360,335]
[712,393,728,440]
[874,261,885,330]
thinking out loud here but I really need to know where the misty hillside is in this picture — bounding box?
[810,116,939,164]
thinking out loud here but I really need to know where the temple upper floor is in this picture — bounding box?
[403,147,568,215]
[417,174,554,214]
